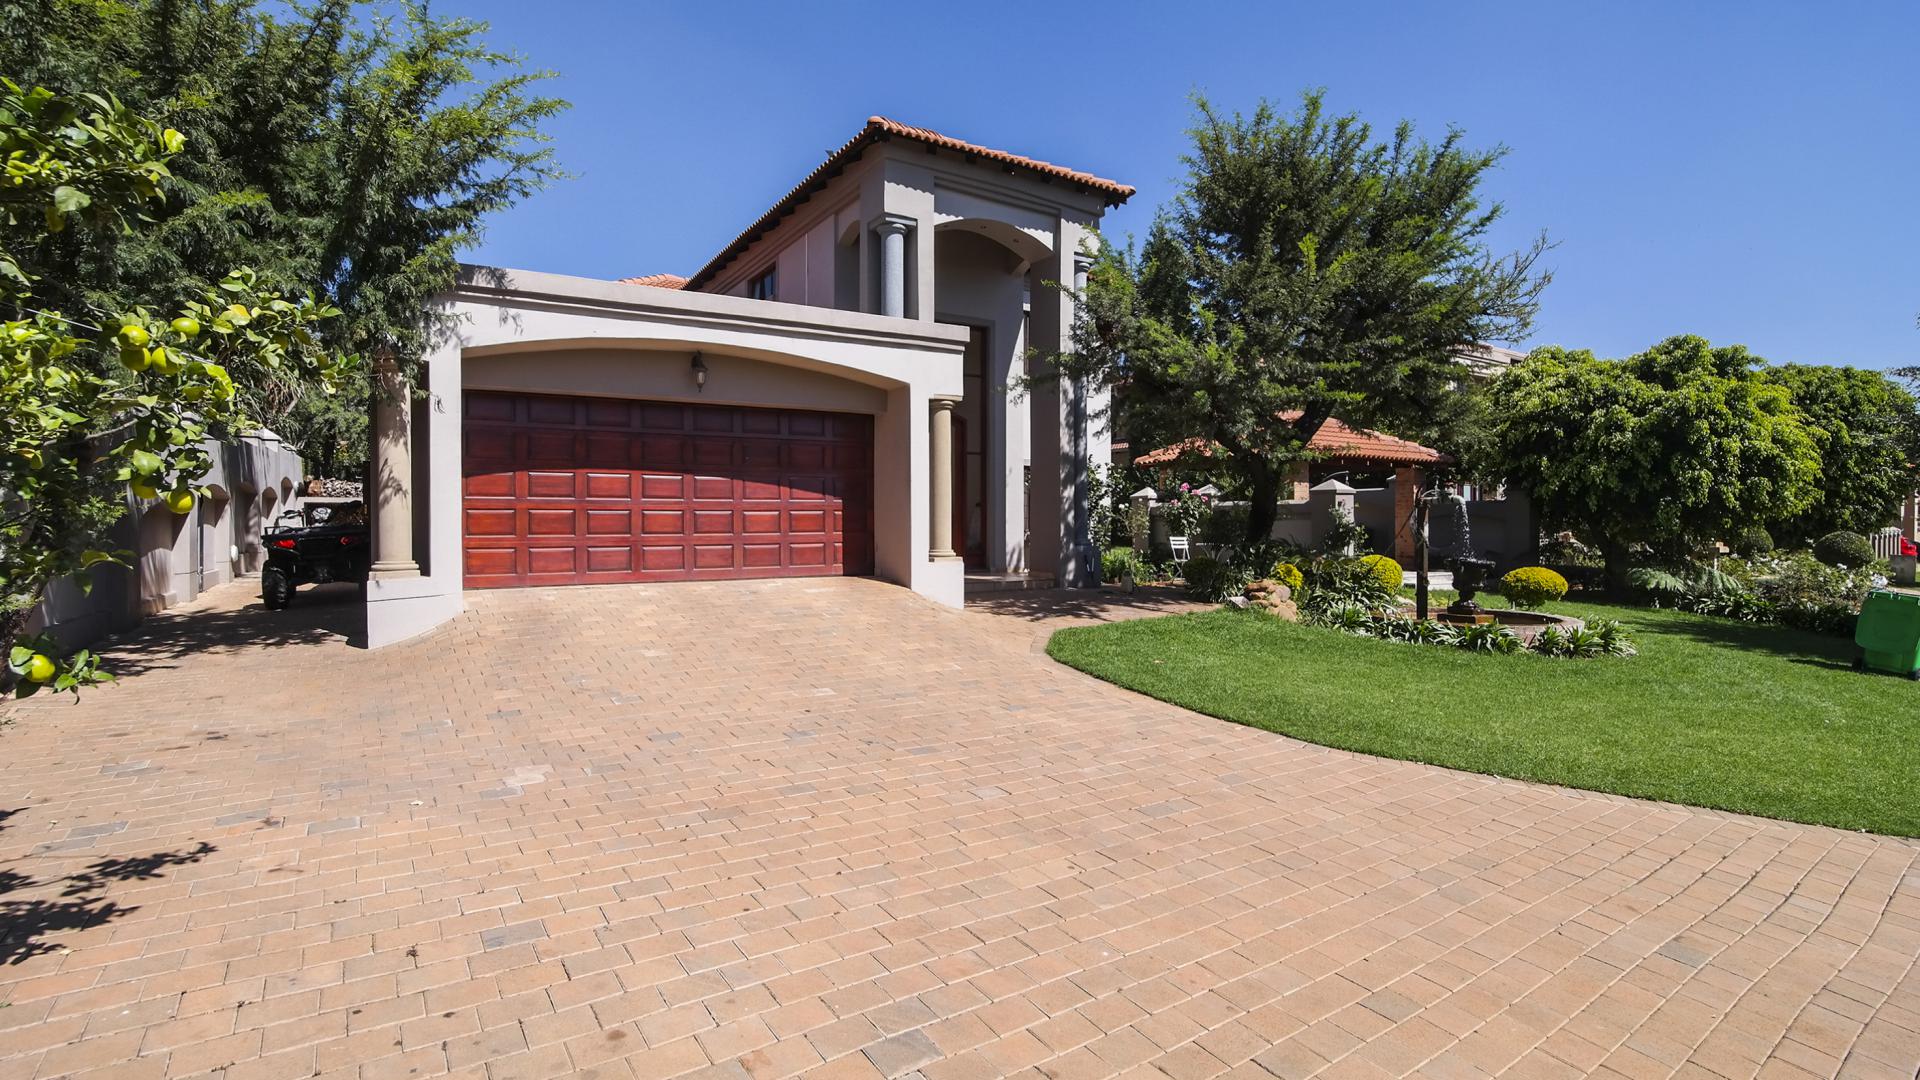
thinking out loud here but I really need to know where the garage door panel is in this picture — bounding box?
[586,509,631,535]
[586,546,633,572]
[635,437,685,467]
[465,508,516,537]
[526,431,577,464]
[639,545,684,571]
[640,510,684,534]
[527,508,575,536]
[526,547,576,575]
[691,510,733,534]
[527,397,576,425]
[526,471,576,498]
[465,391,872,588]
[692,544,734,569]
[640,474,684,499]
[690,475,732,500]
[465,471,515,499]
[585,473,630,499]
[465,547,516,576]
[690,439,734,467]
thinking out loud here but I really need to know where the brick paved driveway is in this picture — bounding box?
[1,578,1916,1080]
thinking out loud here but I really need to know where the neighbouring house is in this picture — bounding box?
[363,117,1134,647]
[31,432,303,647]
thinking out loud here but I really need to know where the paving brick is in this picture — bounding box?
[0,578,1911,1080]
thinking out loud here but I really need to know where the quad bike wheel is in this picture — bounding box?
[262,566,293,610]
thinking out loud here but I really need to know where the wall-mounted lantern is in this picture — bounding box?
[690,351,707,392]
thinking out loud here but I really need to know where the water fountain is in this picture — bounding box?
[1430,491,1581,640]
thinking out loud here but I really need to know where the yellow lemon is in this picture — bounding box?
[23,654,55,684]
[116,325,150,349]
[170,317,201,338]
[164,489,195,514]
[129,480,159,500]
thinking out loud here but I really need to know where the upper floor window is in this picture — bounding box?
[748,267,777,302]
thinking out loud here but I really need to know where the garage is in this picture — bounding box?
[461,390,873,588]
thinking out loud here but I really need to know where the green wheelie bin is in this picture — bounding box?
[1853,589,1920,678]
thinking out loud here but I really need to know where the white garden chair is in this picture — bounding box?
[1168,535,1192,567]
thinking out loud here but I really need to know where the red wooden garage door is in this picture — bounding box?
[462,391,874,588]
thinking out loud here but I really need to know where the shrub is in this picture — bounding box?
[1357,554,1402,593]
[1732,526,1774,557]
[1200,502,1250,545]
[1297,556,1398,618]
[1270,561,1304,593]
[1812,530,1877,569]
[1100,547,1140,584]
[1500,566,1568,609]
[1181,555,1249,602]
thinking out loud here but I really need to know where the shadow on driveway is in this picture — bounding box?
[98,581,365,681]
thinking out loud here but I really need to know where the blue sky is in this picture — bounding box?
[447,0,1919,370]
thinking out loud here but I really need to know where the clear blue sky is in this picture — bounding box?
[447,0,1919,370]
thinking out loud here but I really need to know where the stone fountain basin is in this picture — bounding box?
[1400,603,1583,643]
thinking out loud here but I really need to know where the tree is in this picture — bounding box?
[1757,364,1918,545]
[0,0,567,473]
[1,80,349,696]
[1059,92,1548,541]
[1489,336,1820,595]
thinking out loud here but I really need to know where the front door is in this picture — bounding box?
[958,326,989,569]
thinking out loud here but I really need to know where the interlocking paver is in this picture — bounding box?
[0,577,1914,1080]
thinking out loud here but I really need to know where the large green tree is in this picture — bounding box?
[1065,92,1548,540]
[1757,364,1918,545]
[1490,336,1821,595]
[1,80,349,695]
[0,0,567,472]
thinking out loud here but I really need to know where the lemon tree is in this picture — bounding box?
[2,80,351,698]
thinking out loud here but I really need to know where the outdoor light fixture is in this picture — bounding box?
[690,351,707,392]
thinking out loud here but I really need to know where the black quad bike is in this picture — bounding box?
[260,500,371,609]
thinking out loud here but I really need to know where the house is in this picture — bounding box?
[363,118,1134,647]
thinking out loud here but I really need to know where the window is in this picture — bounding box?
[748,266,777,302]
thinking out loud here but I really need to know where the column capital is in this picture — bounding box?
[929,396,959,411]
[870,212,915,236]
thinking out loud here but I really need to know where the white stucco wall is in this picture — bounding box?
[365,266,969,649]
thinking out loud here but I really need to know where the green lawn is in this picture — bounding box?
[1048,597,1920,836]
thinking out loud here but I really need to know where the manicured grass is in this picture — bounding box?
[1048,597,1920,836]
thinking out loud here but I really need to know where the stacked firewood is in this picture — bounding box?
[305,477,363,498]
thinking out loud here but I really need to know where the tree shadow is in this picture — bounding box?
[1591,606,1856,672]
[99,583,365,680]
[967,584,1205,624]
[0,841,216,965]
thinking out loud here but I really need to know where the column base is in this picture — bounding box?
[370,560,421,580]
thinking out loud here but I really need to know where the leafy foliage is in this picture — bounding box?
[1757,364,1920,545]
[1489,336,1821,595]
[1812,530,1878,569]
[1100,546,1140,584]
[0,0,568,472]
[1056,91,1548,542]
[1499,566,1568,609]
[1269,561,1303,593]
[1732,525,1774,557]
[1357,554,1401,593]
[0,79,349,694]
[1180,555,1249,602]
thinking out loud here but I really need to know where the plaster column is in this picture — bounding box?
[1070,254,1096,584]
[875,216,912,318]
[370,357,419,578]
[1393,467,1420,564]
[929,398,957,559]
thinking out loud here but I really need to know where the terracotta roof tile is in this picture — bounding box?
[618,274,688,290]
[686,117,1134,290]
[1133,415,1444,468]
